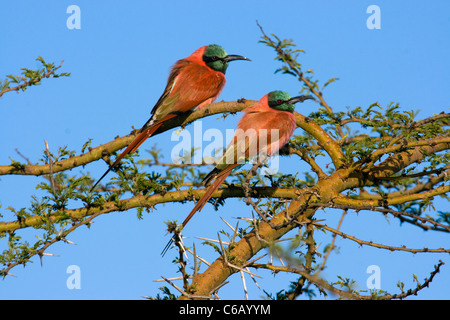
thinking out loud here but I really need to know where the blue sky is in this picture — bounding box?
[1,1,449,299]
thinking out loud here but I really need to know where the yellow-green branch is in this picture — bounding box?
[0,186,298,233]
[0,100,256,176]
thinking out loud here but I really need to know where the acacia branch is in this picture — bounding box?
[388,260,445,300]
[339,112,450,128]
[340,139,450,192]
[257,21,346,142]
[370,135,450,162]
[358,167,450,200]
[182,164,358,298]
[1,98,347,176]
[372,166,449,181]
[251,259,445,300]
[377,139,450,176]
[184,206,316,299]
[180,150,449,298]
[0,99,256,176]
[257,22,332,114]
[314,222,450,253]
[326,193,450,232]
[1,205,105,278]
[334,184,450,208]
[294,112,345,169]
[286,147,327,179]
[0,60,65,98]
[0,186,298,233]
[250,263,360,300]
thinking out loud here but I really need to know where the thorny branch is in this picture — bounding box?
[0,59,66,98]
[2,27,449,300]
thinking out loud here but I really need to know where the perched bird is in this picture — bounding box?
[162,90,313,255]
[91,44,250,191]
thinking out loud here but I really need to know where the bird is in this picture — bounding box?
[162,90,313,255]
[90,44,250,191]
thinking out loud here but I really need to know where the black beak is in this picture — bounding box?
[223,54,251,62]
[287,95,314,104]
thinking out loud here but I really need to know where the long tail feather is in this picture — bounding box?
[161,164,239,256]
[90,115,176,192]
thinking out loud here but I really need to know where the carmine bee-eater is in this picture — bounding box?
[162,90,313,255]
[91,44,250,191]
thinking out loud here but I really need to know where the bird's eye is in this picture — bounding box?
[212,56,218,61]
[277,99,283,105]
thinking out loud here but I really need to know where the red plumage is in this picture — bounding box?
[161,91,311,256]
[91,45,249,191]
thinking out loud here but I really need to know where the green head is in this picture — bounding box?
[203,44,251,74]
[268,91,314,113]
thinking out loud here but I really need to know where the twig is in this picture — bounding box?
[372,167,448,181]
[44,140,56,193]
[311,201,450,233]
[160,276,211,300]
[186,247,211,267]
[1,208,103,278]
[318,210,346,272]
[217,233,261,279]
[240,270,249,300]
[193,243,199,280]
[314,222,450,254]
[14,148,33,165]
[208,281,229,298]
[387,260,445,300]
[0,60,65,98]
[257,21,344,138]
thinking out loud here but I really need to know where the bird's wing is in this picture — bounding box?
[149,61,225,123]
